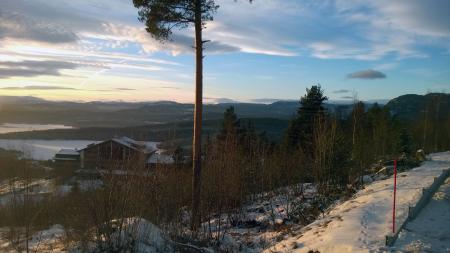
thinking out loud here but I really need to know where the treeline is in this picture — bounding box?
[198,85,430,198]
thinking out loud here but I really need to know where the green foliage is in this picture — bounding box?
[285,85,328,152]
[217,106,240,142]
[172,146,185,165]
[133,0,219,40]
[398,128,413,157]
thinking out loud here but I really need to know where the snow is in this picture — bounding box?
[1,151,448,252]
[147,153,174,164]
[28,224,66,252]
[393,177,450,252]
[0,123,73,134]
[263,151,450,253]
[0,219,172,253]
[111,137,159,154]
[0,178,55,205]
[198,184,318,252]
[0,139,99,160]
[56,149,80,156]
[117,217,172,253]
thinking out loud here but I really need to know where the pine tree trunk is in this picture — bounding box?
[191,0,203,230]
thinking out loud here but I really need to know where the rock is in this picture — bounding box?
[362,175,374,184]
[416,149,426,161]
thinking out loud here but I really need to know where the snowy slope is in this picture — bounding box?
[393,177,450,252]
[264,151,450,253]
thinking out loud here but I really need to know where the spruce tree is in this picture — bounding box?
[286,85,328,154]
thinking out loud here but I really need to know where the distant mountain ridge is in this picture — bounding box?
[1,93,447,146]
[0,95,372,127]
[0,94,443,128]
[385,93,450,121]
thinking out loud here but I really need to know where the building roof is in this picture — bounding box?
[80,137,158,154]
[56,149,80,156]
[54,149,80,161]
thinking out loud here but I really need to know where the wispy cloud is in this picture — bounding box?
[157,86,181,90]
[0,60,79,78]
[248,98,297,104]
[347,69,386,79]
[204,97,239,104]
[333,89,351,94]
[0,85,78,90]
[116,88,136,91]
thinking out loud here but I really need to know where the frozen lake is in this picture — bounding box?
[0,123,73,134]
[0,139,99,160]
[0,124,159,160]
[0,139,160,161]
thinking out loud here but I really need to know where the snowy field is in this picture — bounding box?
[393,177,450,252]
[0,123,73,134]
[264,151,450,253]
[0,139,99,160]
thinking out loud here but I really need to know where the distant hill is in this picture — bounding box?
[3,94,424,144]
[0,96,361,127]
[385,93,450,121]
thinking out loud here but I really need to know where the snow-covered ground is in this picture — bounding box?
[0,178,55,205]
[1,151,448,252]
[393,177,450,252]
[198,184,318,252]
[0,219,173,253]
[263,151,450,253]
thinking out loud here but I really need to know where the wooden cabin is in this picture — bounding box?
[79,137,155,170]
[53,137,174,172]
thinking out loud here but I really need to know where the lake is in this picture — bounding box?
[0,124,160,161]
[0,123,73,134]
[0,139,99,160]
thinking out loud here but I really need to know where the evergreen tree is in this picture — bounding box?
[285,85,328,154]
[172,146,185,167]
[217,106,240,142]
[398,128,413,158]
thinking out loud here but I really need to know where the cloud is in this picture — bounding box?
[0,60,79,78]
[341,95,354,99]
[0,12,78,44]
[3,0,449,61]
[101,24,240,55]
[333,89,351,94]
[249,98,284,104]
[157,86,181,90]
[116,88,136,91]
[0,0,103,45]
[0,85,79,90]
[347,69,386,79]
[204,97,239,104]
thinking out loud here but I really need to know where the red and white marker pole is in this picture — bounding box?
[392,159,397,234]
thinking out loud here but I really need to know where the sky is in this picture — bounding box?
[0,0,449,103]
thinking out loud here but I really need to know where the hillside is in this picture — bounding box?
[264,151,450,253]
[385,93,450,121]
